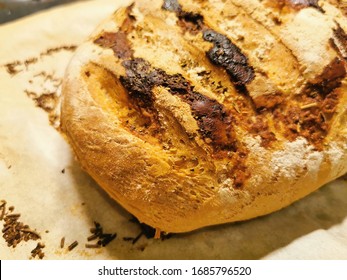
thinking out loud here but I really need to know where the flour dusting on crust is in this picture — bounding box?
[270,138,323,180]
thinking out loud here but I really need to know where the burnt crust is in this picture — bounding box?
[94,5,135,59]
[203,30,255,86]
[95,32,133,59]
[120,58,237,152]
[162,1,255,85]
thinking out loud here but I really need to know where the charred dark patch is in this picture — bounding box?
[331,23,347,61]
[306,57,346,97]
[120,59,156,108]
[94,4,135,59]
[119,59,161,134]
[120,58,236,151]
[187,93,236,150]
[94,32,134,59]
[203,29,255,85]
[163,1,254,85]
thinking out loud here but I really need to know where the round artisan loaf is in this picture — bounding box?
[61,0,347,233]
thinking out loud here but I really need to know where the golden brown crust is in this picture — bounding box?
[61,0,347,233]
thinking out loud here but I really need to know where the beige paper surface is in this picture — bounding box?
[0,0,346,260]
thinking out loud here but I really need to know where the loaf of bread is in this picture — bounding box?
[61,0,347,233]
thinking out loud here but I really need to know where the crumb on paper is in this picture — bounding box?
[68,240,79,251]
[0,200,46,259]
[1,45,78,128]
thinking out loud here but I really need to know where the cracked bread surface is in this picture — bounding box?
[61,0,347,233]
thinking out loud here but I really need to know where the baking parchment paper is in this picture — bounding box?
[0,0,346,260]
